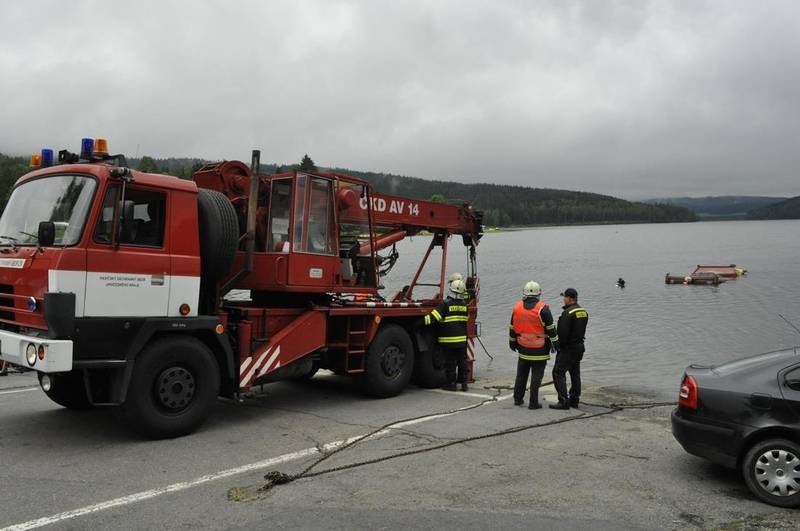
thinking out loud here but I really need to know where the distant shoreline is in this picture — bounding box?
[482,217,795,232]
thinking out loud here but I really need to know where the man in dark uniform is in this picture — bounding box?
[510,281,559,409]
[550,288,589,409]
[423,279,469,391]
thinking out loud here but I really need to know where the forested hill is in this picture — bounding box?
[644,195,787,219]
[0,153,696,226]
[746,196,800,220]
[332,168,696,226]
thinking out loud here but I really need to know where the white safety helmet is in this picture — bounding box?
[522,281,541,297]
[448,272,463,283]
[449,279,468,298]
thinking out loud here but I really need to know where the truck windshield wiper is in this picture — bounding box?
[0,235,19,251]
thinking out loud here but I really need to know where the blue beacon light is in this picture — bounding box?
[40,149,54,167]
[80,138,94,160]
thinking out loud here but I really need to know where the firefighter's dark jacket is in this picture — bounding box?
[423,296,468,349]
[557,302,588,353]
[509,296,559,361]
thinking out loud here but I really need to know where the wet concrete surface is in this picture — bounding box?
[0,370,796,530]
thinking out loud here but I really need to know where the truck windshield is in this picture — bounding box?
[0,175,97,246]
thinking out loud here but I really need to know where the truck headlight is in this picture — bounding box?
[26,343,37,366]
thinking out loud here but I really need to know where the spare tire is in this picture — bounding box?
[197,188,239,283]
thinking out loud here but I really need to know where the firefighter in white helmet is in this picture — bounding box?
[447,272,470,301]
[509,281,559,409]
[422,279,470,391]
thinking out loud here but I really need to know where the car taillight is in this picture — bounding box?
[679,374,698,409]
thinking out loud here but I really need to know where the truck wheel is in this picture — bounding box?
[413,349,446,388]
[291,361,320,381]
[42,371,93,410]
[197,188,239,283]
[359,324,415,398]
[122,337,220,439]
[742,438,800,508]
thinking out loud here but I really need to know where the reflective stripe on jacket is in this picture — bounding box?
[423,297,468,348]
[512,300,547,349]
[509,297,559,361]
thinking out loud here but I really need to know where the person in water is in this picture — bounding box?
[617,278,626,288]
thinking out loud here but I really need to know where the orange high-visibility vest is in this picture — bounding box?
[512,300,547,349]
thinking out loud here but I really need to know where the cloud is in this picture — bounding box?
[1,0,798,198]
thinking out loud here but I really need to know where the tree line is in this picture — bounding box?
[746,196,800,220]
[0,152,696,225]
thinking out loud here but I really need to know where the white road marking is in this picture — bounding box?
[2,388,508,530]
[0,437,361,531]
[423,384,554,401]
[424,388,502,400]
[0,387,38,396]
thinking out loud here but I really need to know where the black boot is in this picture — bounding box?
[442,382,457,391]
[569,397,580,408]
[514,399,524,406]
[528,402,542,410]
[460,382,469,392]
[549,400,570,410]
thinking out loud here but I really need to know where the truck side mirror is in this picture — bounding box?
[37,221,55,247]
[117,200,136,243]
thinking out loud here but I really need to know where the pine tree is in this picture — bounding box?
[299,154,317,172]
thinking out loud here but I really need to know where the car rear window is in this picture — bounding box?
[712,350,797,376]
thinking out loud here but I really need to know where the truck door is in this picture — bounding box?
[287,174,339,287]
[84,184,171,317]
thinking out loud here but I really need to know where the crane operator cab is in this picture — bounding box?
[219,169,379,297]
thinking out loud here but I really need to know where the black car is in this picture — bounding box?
[671,348,800,508]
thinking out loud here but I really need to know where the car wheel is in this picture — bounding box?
[742,438,800,508]
[122,337,220,439]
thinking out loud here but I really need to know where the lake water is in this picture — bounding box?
[385,220,800,399]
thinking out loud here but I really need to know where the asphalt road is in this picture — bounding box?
[0,370,796,530]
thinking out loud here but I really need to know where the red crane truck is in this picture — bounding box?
[0,141,483,438]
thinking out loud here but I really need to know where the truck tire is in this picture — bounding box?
[291,361,320,381]
[359,324,415,398]
[413,349,446,388]
[742,438,800,508]
[122,336,220,439]
[42,371,93,410]
[197,188,239,283]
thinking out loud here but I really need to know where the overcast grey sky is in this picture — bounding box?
[1,1,798,199]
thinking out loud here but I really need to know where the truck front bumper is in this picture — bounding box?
[0,329,72,373]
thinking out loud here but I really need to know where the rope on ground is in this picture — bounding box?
[257,388,503,492]
[256,390,676,493]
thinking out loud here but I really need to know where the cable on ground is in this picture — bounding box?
[255,387,675,493]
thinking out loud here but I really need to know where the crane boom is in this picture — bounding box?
[327,172,483,251]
